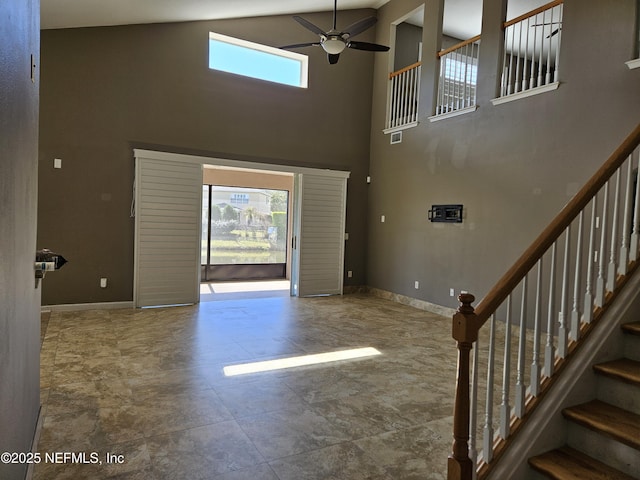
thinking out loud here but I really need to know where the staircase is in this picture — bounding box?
[528,322,640,479]
[446,123,640,480]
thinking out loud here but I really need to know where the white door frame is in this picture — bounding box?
[133,149,350,304]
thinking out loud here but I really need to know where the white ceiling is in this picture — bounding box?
[40,0,389,30]
[40,0,539,42]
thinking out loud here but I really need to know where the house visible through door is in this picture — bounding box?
[200,165,294,284]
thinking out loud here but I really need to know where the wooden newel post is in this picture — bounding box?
[448,293,479,480]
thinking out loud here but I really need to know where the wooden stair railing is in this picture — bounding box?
[448,122,640,480]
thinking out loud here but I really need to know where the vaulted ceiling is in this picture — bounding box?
[41,0,541,43]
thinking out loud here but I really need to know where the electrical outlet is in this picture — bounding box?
[100,278,107,288]
[415,281,419,289]
[347,270,353,278]
[54,158,62,169]
[450,288,455,297]
[381,215,385,223]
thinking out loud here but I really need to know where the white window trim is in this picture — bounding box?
[626,58,640,70]
[209,31,309,88]
[429,105,478,123]
[491,82,560,106]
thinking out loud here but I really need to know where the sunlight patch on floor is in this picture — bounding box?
[223,347,382,376]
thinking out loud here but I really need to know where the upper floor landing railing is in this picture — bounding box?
[385,61,422,132]
[434,35,481,117]
[500,0,564,98]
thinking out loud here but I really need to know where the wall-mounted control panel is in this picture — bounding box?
[428,204,463,223]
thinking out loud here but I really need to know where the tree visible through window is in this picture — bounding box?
[201,185,289,266]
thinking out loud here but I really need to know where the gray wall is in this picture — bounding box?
[368,0,640,309]
[394,22,423,71]
[0,0,41,478]
[39,10,377,305]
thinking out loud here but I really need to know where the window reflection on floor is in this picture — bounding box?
[200,280,290,301]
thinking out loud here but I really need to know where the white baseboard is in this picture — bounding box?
[41,301,134,312]
[366,287,455,317]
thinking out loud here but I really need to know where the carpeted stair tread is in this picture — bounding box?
[562,400,640,450]
[593,358,640,386]
[528,446,636,480]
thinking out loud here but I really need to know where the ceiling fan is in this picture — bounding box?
[279,0,390,65]
[530,22,562,38]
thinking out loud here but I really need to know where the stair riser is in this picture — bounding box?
[596,376,640,416]
[623,333,640,361]
[527,468,553,480]
[566,422,640,478]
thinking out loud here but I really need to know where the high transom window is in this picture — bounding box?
[208,32,308,88]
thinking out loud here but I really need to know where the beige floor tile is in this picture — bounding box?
[35,291,456,480]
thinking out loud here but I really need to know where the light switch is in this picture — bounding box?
[381,215,385,223]
[54,158,62,169]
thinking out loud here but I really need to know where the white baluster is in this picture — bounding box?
[570,211,583,341]
[529,13,538,89]
[544,242,557,378]
[522,17,530,92]
[387,77,393,129]
[607,170,621,292]
[442,55,449,113]
[473,43,479,104]
[531,259,543,396]
[619,157,633,275]
[391,76,398,127]
[400,71,407,125]
[396,72,402,125]
[508,25,516,95]
[415,64,422,122]
[514,21,523,94]
[584,199,597,323]
[515,278,527,417]
[558,227,570,358]
[469,341,479,480]
[407,67,416,123]
[483,314,496,463]
[545,8,552,86]
[463,44,470,108]
[501,31,509,96]
[407,69,413,123]
[537,11,544,88]
[454,51,461,111]
[553,4,562,83]
[500,295,513,437]
[439,59,446,115]
[596,182,609,307]
[630,151,640,261]
[406,69,412,122]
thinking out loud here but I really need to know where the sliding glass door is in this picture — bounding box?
[201,185,289,281]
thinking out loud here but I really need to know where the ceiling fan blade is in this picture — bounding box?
[342,16,377,39]
[546,28,560,38]
[280,42,320,50]
[293,15,326,36]
[328,53,340,65]
[347,41,390,52]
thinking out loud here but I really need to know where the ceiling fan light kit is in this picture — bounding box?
[280,0,389,64]
[322,37,346,55]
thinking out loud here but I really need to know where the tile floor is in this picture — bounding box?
[36,290,457,479]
